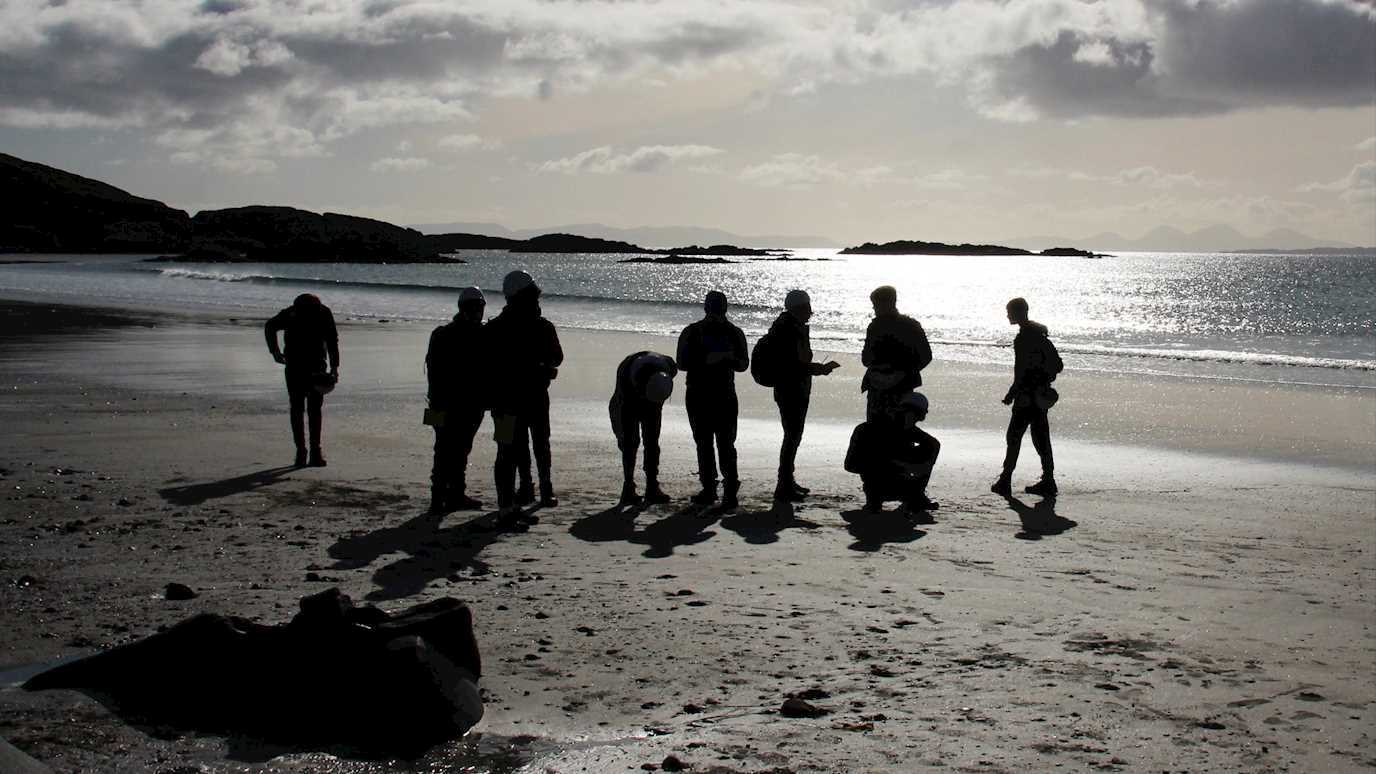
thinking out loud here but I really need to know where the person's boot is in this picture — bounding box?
[792,483,811,496]
[451,492,483,511]
[429,485,449,515]
[539,482,558,508]
[990,475,1012,497]
[904,493,940,511]
[294,447,308,468]
[1025,476,1058,497]
[691,483,717,506]
[516,481,536,506]
[774,479,806,502]
[308,447,327,467]
[617,481,641,508]
[720,481,740,511]
[643,478,671,505]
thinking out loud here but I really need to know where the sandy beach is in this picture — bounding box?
[0,299,1372,773]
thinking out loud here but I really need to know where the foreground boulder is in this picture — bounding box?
[25,588,482,756]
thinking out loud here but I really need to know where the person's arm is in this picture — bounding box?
[545,320,564,369]
[676,326,696,372]
[860,320,877,368]
[913,322,932,372]
[325,310,340,375]
[264,311,286,364]
[731,325,749,372]
[1003,331,1028,403]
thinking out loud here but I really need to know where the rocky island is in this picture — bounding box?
[842,239,1107,258]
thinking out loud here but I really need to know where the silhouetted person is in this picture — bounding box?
[675,291,749,509]
[992,297,1062,497]
[844,391,940,513]
[424,287,488,514]
[769,290,840,502]
[265,293,338,467]
[610,351,678,507]
[486,271,564,513]
[861,285,932,420]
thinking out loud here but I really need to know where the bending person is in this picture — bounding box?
[265,293,339,467]
[610,351,678,507]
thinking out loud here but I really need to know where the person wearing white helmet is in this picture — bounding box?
[843,391,941,514]
[767,289,840,502]
[485,270,563,515]
[265,293,339,467]
[424,286,488,514]
[609,351,679,507]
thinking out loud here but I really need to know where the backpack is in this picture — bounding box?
[750,333,781,387]
[1041,336,1064,381]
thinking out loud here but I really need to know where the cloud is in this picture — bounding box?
[0,0,1369,175]
[1299,161,1376,202]
[738,154,844,188]
[370,156,432,173]
[538,144,723,174]
[1013,164,1211,189]
[438,133,500,151]
[1358,137,1376,153]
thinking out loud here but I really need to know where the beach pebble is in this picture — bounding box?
[661,755,686,771]
[164,582,197,600]
[780,697,829,718]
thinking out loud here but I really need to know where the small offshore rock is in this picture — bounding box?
[780,697,829,718]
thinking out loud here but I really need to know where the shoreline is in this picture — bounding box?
[0,297,1371,772]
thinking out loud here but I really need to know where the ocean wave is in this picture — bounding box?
[922,338,1375,372]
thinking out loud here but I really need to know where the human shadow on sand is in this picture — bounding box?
[718,501,822,546]
[158,465,298,506]
[570,503,717,558]
[328,508,534,601]
[839,509,929,552]
[1006,495,1077,540]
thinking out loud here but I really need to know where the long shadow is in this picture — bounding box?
[158,466,298,506]
[839,508,928,552]
[569,502,718,558]
[1005,495,1077,540]
[328,509,522,601]
[718,501,822,545]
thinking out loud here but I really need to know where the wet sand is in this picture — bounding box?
[0,300,1372,772]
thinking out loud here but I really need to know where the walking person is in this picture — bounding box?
[485,271,564,514]
[610,351,678,507]
[860,285,932,420]
[765,290,840,502]
[675,291,749,509]
[424,287,488,514]
[265,293,339,467]
[991,297,1062,497]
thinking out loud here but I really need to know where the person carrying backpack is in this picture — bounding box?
[675,291,749,509]
[764,290,840,502]
[991,297,1063,497]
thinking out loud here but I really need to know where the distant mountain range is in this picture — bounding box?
[410,222,838,249]
[1009,225,1356,253]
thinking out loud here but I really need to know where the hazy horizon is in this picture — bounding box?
[2,0,1372,246]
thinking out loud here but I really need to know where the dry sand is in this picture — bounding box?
[0,299,1372,773]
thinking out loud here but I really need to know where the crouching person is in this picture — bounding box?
[610,351,678,507]
[843,392,941,513]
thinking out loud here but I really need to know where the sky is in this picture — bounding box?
[1,0,1373,245]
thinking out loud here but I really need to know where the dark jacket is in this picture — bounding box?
[265,304,338,374]
[860,312,931,392]
[483,303,563,413]
[426,316,485,409]
[768,312,829,396]
[844,420,932,478]
[613,351,678,411]
[1007,321,1055,399]
[676,317,748,391]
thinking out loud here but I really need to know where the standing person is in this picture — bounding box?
[860,285,932,421]
[844,391,941,513]
[265,293,339,467]
[767,290,840,502]
[991,297,1062,497]
[675,291,749,509]
[610,351,678,507]
[485,271,564,513]
[424,287,488,514]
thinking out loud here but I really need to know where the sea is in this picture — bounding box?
[1,250,1372,389]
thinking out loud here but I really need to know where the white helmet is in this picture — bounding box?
[901,391,929,413]
[458,286,485,306]
[644,371,674,403]
[502,270,536,298]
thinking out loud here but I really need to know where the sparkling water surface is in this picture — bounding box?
[1,250,1371,388]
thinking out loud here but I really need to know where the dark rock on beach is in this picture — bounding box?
[24,587,483,756]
